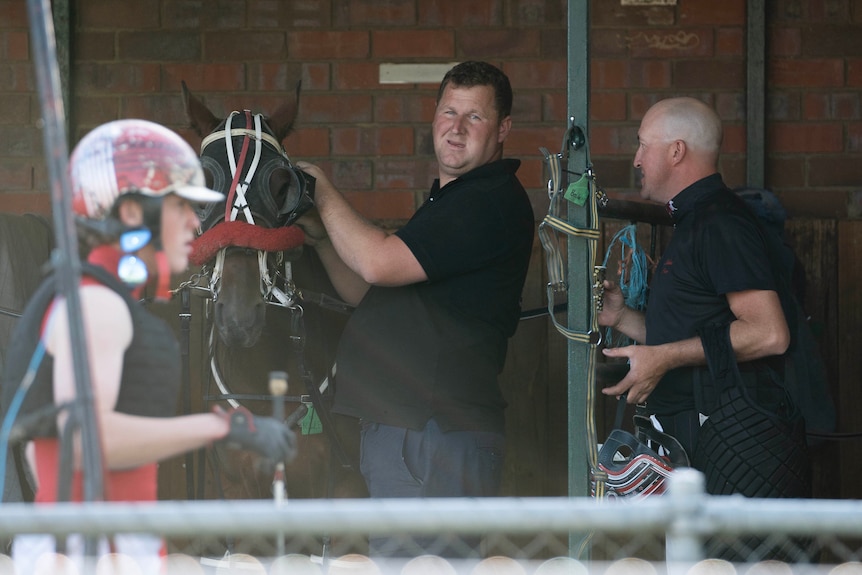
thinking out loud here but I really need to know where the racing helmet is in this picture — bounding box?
[70,119,223,223]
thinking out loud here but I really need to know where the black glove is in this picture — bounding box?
[214,406,298,464]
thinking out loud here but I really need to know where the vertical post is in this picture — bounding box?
[666,468,707,572]
[26,0,103,503]
[269,370,288,558]
[567,0,592,559]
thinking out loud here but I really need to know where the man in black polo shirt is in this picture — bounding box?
[296,61,534,559]
[598,96,814,561]
[598,96,790,450]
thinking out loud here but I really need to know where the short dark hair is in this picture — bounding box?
[436,61,513,120]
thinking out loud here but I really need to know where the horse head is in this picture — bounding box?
[182,81,312,348]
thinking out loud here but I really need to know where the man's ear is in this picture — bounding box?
[498,116,512,143]
[116,198,144,227]
[670,139,687,166]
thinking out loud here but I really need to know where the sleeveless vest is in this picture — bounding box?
[1,263,181,438]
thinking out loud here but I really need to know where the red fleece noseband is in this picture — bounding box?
[190,220,305,266]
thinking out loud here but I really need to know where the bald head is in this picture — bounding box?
[645,97,722,164]
[634,97,723,203]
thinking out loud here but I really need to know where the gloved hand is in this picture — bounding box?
[213,406,298,464]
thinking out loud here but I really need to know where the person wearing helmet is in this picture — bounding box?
[1,119,298,573]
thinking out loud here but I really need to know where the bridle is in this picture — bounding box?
[199,110,303,313]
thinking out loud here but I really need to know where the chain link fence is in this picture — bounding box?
[1,470,862,574]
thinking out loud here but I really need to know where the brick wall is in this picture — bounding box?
[1,0,860,220]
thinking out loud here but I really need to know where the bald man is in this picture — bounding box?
[604,95,810,461]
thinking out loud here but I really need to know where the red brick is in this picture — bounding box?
[70,96,121,140]
[541,28,567,59]
[507,0,565,26]
[768,123,845,153]
[587,124,639,156]
[373,159,437,190]
[718,155,746,189]
[591,60,627,89]
[0,191,51,215]
[680,0,745,25]
[592,158,636,189]
[0,160,32,189]
[803,93,832,120]
[542,92,568,123]
[72,63,161,95]
[715,93,745,121]
[75,32,116,61]
[300,63,332,92]
[241,0,333,29]
[769,59,845,87]
[803,26,862,57]
[163,64,246,93]
[289,31,369,60]
[513,93,542,123]
[630,94,665,121]
[371,30,455,59]
[345,190,417,221]
[590,92,627,122]
[628,29,714,59]
[3,31,28,60]
[591,2,675,27]
[0,95,29,124]
[333,62,382,90]
[457,30,541,59]
[0,0,28,27]
[674,60,745,90]
[628,60,672,89]
[204,32,286,62]
[769,27,802,57]
[419,0,504,26]
[247,63,304,92]
[374,94,436,124]
[507,127,559,157]
[766,156,807,190]
[329,160,373,190]
[809,0,851,21]
[0,125,39,157]
[716,28,744,57]
[504,60,566,90]
[302,94,372,124]
[849,122,862,152]
[120,32,201,61]
[590,29,629,58]
[517,157,544,191]
[721,123,746,154]
[767,92,801,121]
[345,1,416,26]
[123,95,185,125]
[332,127,414,156]
[809,156,862,186]
[848,59,862,87]
[829,93,859,120]
[79,0,159,28]
[289,127,330,158]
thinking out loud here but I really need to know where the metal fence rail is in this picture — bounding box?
[1,470,862,574]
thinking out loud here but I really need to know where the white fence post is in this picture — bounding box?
[666,467,706,570]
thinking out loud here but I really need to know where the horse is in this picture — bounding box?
[177,82,366,530]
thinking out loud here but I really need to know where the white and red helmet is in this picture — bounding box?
[70,119,223,220]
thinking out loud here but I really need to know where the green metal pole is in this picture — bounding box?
[567,0,592,559]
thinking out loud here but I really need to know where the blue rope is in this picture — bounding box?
[602,224,649,347]
[0,340,46,503]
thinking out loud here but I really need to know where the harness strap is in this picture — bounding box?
[224,111,252,223]
[230,114,263,223]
